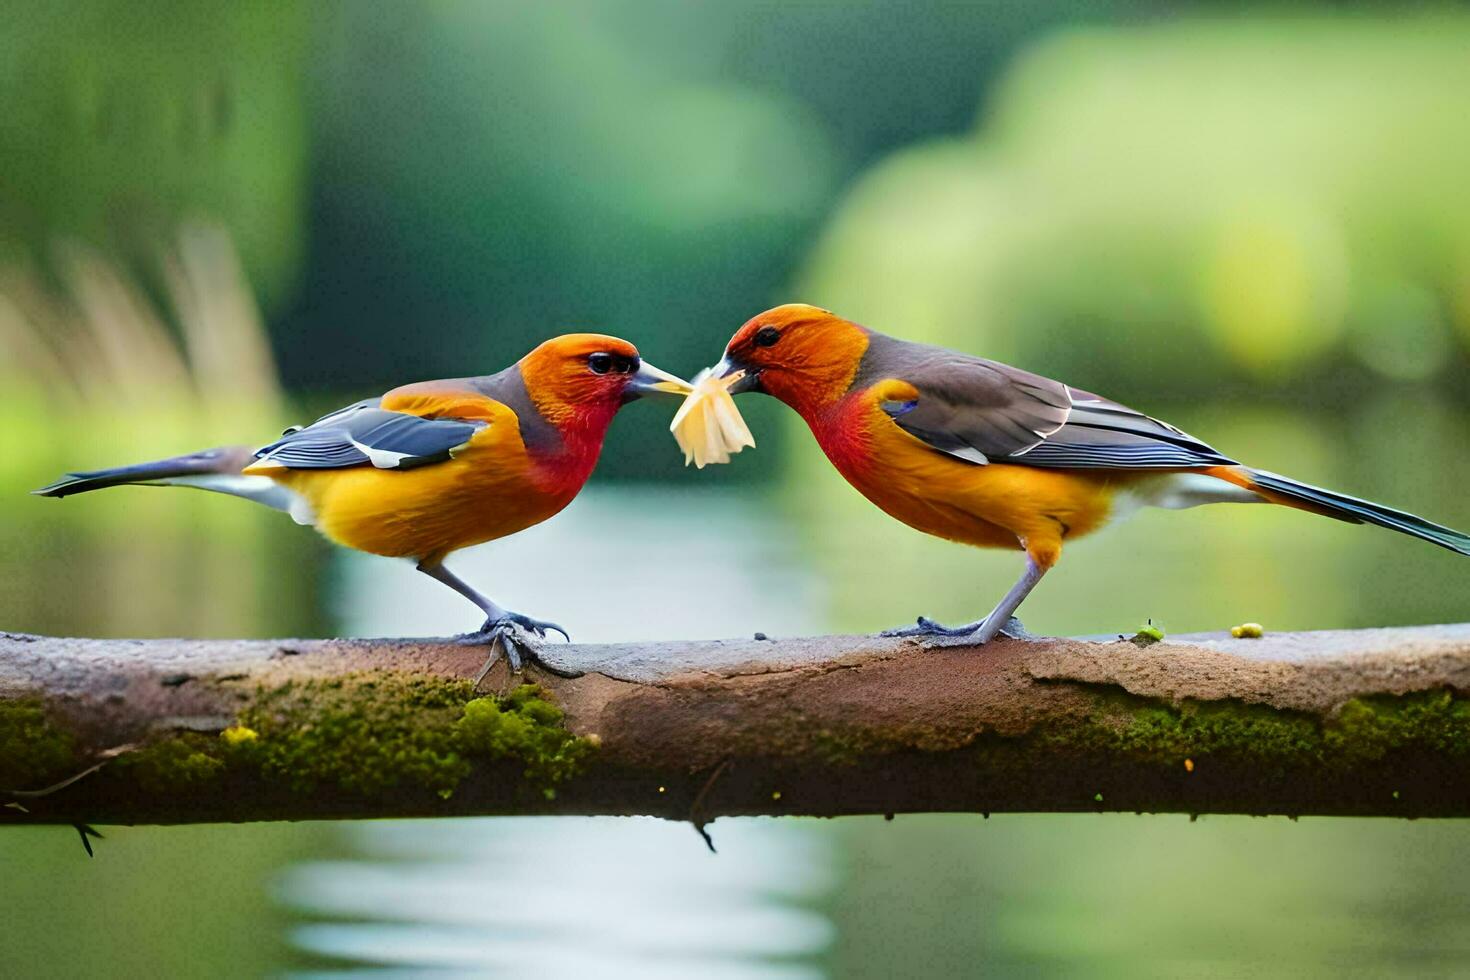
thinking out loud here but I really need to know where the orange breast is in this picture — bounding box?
[812,386,1131,566]
[254,394,576,563]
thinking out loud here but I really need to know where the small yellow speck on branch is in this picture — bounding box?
[1184,758,1195,772]
[670,368,756,468]
[771,790,782,800]
[1231,622,1265,638]
[657,785,666,794]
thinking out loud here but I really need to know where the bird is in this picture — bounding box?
[34,334,691,675]
[709,303,1470,643]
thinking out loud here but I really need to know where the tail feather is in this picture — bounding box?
[33,447,257,498]
[1215,466,1470,557]
[34,444,313,522]
[34,445,308,519]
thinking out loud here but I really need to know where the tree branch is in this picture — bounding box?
[2,624,1469,826]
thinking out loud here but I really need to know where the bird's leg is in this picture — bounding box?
[414,561,573,679]
[966,556,1046,642]
[883,556,1047,643]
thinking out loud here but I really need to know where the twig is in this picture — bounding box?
[689,758,732,853]
[2,744,139,800]
[73,823,104,857]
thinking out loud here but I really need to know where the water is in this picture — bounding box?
[279,817,836,978]
[4,400,1470,976]
[334,487,825,644]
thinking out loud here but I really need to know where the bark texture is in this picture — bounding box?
[2,624,1469,827]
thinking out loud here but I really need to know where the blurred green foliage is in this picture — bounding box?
[802,16,1470,401]
[7,5,1469,489]
[0,0,309,308]
[0,0,1137,390]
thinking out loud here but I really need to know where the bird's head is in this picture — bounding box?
[519,333,690,428]
[712,304,870,415]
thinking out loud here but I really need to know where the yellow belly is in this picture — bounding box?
[825,399,1134,567]
[260,415,571,563]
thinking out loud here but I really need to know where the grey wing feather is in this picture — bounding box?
[1011,395,1235,469]
[254,400,487,471]
[870,337,1232,470]
[300,397,379,429]
[870,343,1072,463]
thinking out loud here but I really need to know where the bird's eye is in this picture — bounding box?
[755,326,781,348]
[588,352,614,374]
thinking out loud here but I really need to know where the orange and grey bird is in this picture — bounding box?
[711,304,1470,643]
[34,334,691,672]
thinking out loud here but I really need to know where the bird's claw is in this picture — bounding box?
[882,615,1030,643]
[456,614,578,685]
[502,611,570,643]
[882,615,979,639]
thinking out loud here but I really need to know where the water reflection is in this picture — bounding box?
[831,812,1470,977]
[279,817,835,978]
[335,486,825,644]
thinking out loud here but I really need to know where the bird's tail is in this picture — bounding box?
[32,446,255,497]
[1206,465,1470,556]
[31,445,305,521]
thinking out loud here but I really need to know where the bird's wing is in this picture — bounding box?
[875,350,1073,464]
[878,346,1234,469]
[1006,391,1236,469]
[251,397,487,471]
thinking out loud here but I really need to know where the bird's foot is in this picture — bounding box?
[456,612,577,683]
[882,615,1031,644]
[882,615,981,639]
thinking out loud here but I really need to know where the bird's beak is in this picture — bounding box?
[625,361,693,399]
[711,355,761,394]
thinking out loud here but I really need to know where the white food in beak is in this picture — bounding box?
[669,367,756,468]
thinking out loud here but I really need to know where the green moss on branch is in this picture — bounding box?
[116,737,226,793]
[236,672,479,798]
[0,698,80,791]
[229,674,595,799]
[1037,687,1470,773]
[794,687,1470,786]
[455,684,594,796]
[5,674,595,804]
